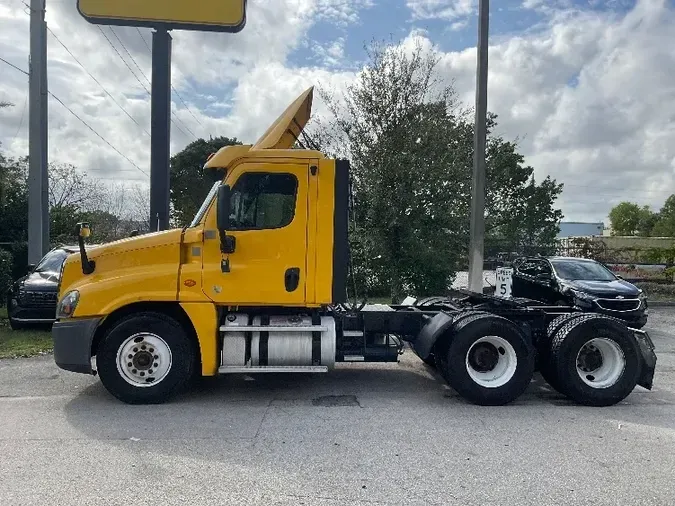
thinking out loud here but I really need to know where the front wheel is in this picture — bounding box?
[96,312,196,404]
[441,314,535,406]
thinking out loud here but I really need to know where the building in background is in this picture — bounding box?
[556,222,605,238]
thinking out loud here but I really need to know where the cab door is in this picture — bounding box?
[201,162,309,306]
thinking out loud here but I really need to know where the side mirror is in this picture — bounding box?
[27,263,36,272]
[616,274,624,280]
[75,222,95,275]
[217,184,231,231]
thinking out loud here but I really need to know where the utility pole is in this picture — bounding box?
[28,0,48,264]
[150,27,172,232]
[467,0,489,294]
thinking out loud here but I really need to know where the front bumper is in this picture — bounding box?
[52,317,101,374]
[633,328,657,390]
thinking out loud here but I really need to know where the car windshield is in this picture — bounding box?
[189,181,220,228]
[35,249,69,273]
[551,259,617,281]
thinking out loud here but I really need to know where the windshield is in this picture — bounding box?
[189,181,221,228]
[35,249,69,273]
[551,259,617,281]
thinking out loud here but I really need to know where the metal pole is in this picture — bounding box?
[150,27,172,232]
[467,0,489,294]
[28,0,47,265]
[40,17,49,254]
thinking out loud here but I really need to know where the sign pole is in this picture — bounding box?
[28,0,48,264]
[467,0,489,294]
[150,27,172,232]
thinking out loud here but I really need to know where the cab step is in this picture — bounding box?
[218,365,329,374]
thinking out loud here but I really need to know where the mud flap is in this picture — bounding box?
[632,329,657,390]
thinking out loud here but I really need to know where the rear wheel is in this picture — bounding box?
[549,314,640,406]
[440,313,534,406]
[96,312,196,404]
[539,313,583,393]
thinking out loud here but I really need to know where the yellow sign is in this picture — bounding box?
[77,0,246,32]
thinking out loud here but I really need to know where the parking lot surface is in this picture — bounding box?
[1,308,675,505]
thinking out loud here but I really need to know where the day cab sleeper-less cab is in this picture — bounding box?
[52,86,657,407]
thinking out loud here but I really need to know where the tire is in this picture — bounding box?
[421,353,436,368]
[442,313,535,406]
[539,313,584,393]
[549,314,641,407]
[96,311,197,405]
[9,317,26,331]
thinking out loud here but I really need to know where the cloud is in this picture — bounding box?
[406,0,476,20]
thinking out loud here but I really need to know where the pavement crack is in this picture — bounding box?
[254,397,276,440]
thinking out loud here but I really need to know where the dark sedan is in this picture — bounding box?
[511,256,648,329]
[6,246,78,330]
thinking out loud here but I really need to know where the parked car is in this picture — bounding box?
[511,256,648,329]
[5,246,78,330]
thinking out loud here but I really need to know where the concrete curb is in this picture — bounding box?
[649,301,675,307]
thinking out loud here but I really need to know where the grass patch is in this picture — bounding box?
[0,307,53,358]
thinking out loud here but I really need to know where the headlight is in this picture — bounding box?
[570,289,595,302]
[56,290,79,319]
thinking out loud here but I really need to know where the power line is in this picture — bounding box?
[10,95,28,144]
[0,56,148,178]
[97,25,151,95]
[47,26,150,137]
[109,26,198,140]
[0,55,27,75]
[48,92,149,177]
[135,27,204,129]
[110,27,150,87]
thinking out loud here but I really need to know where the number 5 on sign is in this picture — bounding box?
[495,267,513,298]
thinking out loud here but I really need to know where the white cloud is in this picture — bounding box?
[407,0,476,20]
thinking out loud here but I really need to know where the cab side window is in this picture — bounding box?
[229,173,298,230]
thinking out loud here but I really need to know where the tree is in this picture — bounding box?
[652,195,675,237]
[609,202,658,236]
[170,136,242,226]
[312,38,564,301]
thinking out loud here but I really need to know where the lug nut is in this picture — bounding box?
[140,372,145,377]
[127,362,132,367]
[153,355,158,359]
[141,345,147,350]
[153,363,158,368]
[132,369,137,374]
[133,348,138,352]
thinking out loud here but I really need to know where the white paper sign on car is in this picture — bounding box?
[495,267,513,298]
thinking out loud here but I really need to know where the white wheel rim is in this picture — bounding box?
[576,338,625,389]
[465,336,518,388]
[116,333,172,387]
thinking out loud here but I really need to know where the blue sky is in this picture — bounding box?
[0,0,673,223]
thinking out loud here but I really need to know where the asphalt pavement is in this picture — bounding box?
[1,308,675,505]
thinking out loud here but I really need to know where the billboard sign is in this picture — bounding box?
[77,0,247,32]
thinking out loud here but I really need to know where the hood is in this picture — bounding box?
[15,270,60,292]
[60,228,183,295]
[80,228,183,259]
[562,279,640,298]
[252,86,314,150]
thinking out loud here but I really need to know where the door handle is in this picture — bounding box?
[285,268,300,292]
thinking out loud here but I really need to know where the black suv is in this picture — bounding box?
[6,246,78,330]
[511,256,648,329]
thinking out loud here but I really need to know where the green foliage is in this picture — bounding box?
[608,202,657,236]
[0,249,12,304]
[314,38,564,300]
[651,195,675,237]
[170,136,242,227]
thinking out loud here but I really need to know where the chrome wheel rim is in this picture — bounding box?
[465,336,518,388]
[576,337,625,389]
[116,333,172,387]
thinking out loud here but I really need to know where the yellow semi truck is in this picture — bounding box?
[52,87,657,406]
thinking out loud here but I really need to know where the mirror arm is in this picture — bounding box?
[75,222,95,275]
